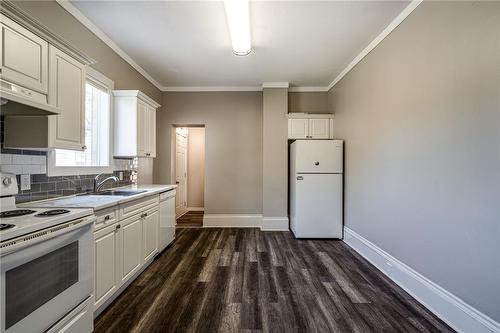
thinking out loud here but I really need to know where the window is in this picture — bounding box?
[48,68,114,176]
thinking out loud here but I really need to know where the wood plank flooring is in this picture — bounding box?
[94,228,454,333]
[176,211,204,228]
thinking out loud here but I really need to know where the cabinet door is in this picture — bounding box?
[137,101,148,157]
[94,224,119,309]
[48,46,86,150]
[120,216,142,283]
[288,119,308,139]
[0,15,48,93]
[143,209,159,262]
[308,119,330,139]
[147,106,156,157]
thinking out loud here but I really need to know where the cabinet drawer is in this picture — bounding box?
[120,195,159,219]
[94,207,120,231]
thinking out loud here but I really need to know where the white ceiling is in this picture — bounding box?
[70,0,410,89]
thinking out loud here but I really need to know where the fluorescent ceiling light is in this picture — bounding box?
[224,0,251,56]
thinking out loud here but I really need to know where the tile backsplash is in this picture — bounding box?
[1,116,138,203]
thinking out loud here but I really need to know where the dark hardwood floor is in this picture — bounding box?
[176,210,204,228]
[94,228,454,333]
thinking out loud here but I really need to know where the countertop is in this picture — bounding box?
[21,184,177,211]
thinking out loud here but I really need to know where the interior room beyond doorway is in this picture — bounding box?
[174,126,205,228]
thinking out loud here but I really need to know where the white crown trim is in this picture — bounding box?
[262,82,290,88]
[162,86,262,92]
[327,0,422,90]
[56,0,163,90]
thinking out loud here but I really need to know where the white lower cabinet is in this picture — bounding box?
[143,209,159,262]
[93,195,161,313]
[120,215,143,283]
[93,223,119,309]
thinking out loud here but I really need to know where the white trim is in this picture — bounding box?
[288,86,329,92]
[287,113,334,119]
[262,82,289,89]
[187,207,204,212]
[327,0,422,90]
[162,86,262,92]
[56,0,162,90]
[261,217,289,231]
[203,214,262,228]
[112,90,160,108]
[343,227,500,333]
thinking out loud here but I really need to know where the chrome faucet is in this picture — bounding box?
[94,174,119,192]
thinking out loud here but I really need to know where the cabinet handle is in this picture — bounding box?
[104,215,110,221]
[314,161,320,166]
[115,224,121,230]
[141,213,148,218]
[82,145,87,150]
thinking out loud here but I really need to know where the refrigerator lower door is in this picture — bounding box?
[292,173,343,238]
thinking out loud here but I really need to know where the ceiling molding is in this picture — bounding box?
[56,0,163,90]
[327,0,422,91]
[162,86,262,92]
[288,86,329,92]
[262,82,290,88]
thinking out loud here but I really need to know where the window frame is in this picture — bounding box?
[47,67,115,177]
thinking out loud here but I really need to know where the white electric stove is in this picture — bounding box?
[0,172,95,333]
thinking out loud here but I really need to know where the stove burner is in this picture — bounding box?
[0,223,15,231]
[0,209,36,218]
[35,209,71,217]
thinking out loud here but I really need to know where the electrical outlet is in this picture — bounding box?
[20,174,31,191]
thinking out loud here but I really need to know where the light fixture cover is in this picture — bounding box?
[224,0,251,56]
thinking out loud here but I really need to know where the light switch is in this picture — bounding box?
[20,174,31,191]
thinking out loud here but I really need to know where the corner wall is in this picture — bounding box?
[328,1,500,323]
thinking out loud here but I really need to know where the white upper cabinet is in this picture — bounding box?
[287,114,335,139]
[288,118,309,139]
[0,14,48,94]
[48,45,86,150]
[114,90,160,158]
[308,118,330,139]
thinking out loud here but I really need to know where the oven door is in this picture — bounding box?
[0,218,94,333]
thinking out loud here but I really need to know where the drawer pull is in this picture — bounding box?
[141,213,148,218]
[104,215,111,221]
[115,224,121,230]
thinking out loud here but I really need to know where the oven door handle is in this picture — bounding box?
[0,216,95,256]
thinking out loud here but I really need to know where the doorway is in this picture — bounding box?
[174,126,205,227]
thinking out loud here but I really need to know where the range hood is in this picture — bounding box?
[0,80,61,116]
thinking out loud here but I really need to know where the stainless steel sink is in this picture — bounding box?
[78,190,147,197]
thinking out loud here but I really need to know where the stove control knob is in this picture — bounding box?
[3,177,12,186]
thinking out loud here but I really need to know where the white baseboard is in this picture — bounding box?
[343,227,500,333]
[203,214,262,228]
[187,207,204,212]
[261,217,289,231]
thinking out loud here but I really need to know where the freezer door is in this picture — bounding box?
[292,174,343,238]
[294,140,343,173]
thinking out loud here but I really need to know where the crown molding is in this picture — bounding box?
[56,0,163,90]
[262,82,289,89]
[288,86,329,92]
[327,0,422,91]
[162,86,262,92]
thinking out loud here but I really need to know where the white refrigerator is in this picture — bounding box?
[289,140,343,238]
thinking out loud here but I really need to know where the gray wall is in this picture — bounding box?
[288,92,329,113]
[154,92,263,214]
[187,127,205,208]
[328,1,500,321]
[262,88,288,218]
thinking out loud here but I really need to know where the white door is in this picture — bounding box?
[308,119,330,139]
[294,140,343,173]
[48,45,86,150]
[137,101,148,157]
[120,216,142,283]
[93,223,119,309]
[143,209,159,262]
[294,174,343,238]
[147,106,156,157]
[0,15,48,93]
[288,119,308,139]
[175,128,188,217]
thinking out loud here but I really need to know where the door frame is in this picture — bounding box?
[171,124,206,220]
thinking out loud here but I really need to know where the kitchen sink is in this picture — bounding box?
[78,190,147,197]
